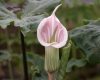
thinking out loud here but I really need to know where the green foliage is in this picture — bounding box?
[66,58,86,72]
[10,0,24,4]
[0,4,18,29]
[70,19,100,64]
[0,50,11,61]
[27,53,47,80]
[23,0,60,16]
[16,14,46,35]
[0,0,60,35]
[64,0,100,7]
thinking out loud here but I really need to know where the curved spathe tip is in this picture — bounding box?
[52,4,62,15]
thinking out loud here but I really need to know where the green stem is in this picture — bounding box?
[5,29,14,80]
[57,42,71,80]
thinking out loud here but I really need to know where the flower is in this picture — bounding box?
[37,4,68,48]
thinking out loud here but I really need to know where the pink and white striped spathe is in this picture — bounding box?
[37,4,68,48]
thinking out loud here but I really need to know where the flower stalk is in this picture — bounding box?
[20,31,29,80]
[45,46,59,72]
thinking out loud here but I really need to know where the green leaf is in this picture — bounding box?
[0,4,18,29]
[70,19,100,64]
[0,2,46,35]
[27,53,47,80]
[66,58,86,72]
[15,14,46,35]
[19,0,60,35]
[22,0,60,17]
[89,53,100,64]
[0,50,11,61]
[0,0,60,35]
